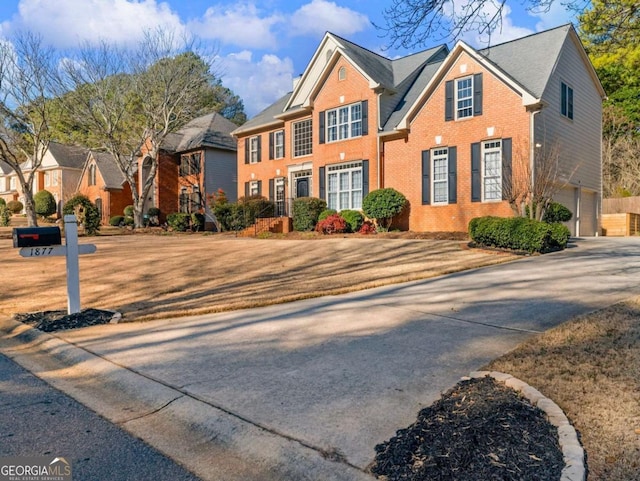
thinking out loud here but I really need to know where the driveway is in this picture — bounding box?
[2,237,639,480]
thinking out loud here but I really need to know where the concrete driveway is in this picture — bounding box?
[2,237,640,480]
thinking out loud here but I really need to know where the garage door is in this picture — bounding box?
[579,190,598,236]
[553,187,577,236]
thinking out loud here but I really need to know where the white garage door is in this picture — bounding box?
[579,190,598,236]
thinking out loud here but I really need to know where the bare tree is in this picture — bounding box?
[0,33,59,226]
[602,104,640,197]
[503,136,572,220]
[378,0,592,48]
[57,29,219,228]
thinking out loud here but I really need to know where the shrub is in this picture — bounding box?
[0,205,10,226]
[0,198,5,207]
[469,215,569,253]
[167,212,191,232]
[315,213,347,234]
[318,209,338,222]
[340,210,364,233]
[239,195,274,222]
[358,221,376,235]
[7,200,23,214]
[34,190,57,219]
[543,202,573,224]
[292,197,327,231]
[109,215,125,226]
[213,202,236,231]
[362,188,407,231]
[62,194,100,235]
[124,205,134,217]
[145,207,161,226]
[191,212,205,231]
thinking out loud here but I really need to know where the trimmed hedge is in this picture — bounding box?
[109,215,125,226]
[0,205,10,226]
[7,200,23,214]
[468,216,570,253]
[543,202,573,224]
[362,188,407,231]
[293,197,327,231]
[167,212,191,232]
[63,194,100,235]
[34,190,57,218]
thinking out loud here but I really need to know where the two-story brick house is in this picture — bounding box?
[233,24,604,236]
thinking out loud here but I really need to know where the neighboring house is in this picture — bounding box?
[232,24,604,236]
[142,112,238,228]
[0,160,17,205]
[6,142,88,215]
[77,151,133,225]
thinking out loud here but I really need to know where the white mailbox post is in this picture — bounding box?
[17,215,97,314]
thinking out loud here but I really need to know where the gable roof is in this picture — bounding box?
[91,151,127,189]
[46,142,89,169]
[164,112,238,153]
[236,24,604,137]
[0,160,12,175]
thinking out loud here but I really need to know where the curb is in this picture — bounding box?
[466,371,586,481]
[0,317,374,481]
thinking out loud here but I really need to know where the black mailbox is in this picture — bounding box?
[13,227,62,248]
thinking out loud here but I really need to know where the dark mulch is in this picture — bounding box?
[370,376,564,481]
[14,309,116,332]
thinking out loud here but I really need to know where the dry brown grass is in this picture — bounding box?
[486,299,640,481]
[0,229,516,321]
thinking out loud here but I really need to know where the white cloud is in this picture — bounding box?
[4,0,184,47]
[530,2,577,32]
[221,51,294,118]
[289,0,369,37]
[462,4,534,48]
[188,3,283,50]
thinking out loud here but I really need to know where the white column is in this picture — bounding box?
[64,215,81,314]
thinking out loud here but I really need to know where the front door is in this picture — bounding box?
[296,177,309,198]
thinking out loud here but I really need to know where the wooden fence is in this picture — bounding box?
[601,213,640,236]
[603,197,640,215]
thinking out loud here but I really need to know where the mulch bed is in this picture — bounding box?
[14,309,116,332]
[370,376,564,480]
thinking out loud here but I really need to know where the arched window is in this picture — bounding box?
[95,198,102,220]
[88,164,97,186]
[338,66,346,81]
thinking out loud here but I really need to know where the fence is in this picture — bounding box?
[601,213,640,236]
[602,197,640,215]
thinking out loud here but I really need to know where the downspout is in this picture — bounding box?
[377,91,383,189]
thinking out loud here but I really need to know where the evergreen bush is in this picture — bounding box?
[468,216,570,253]
[362,188,407,231]
[167,212,191,232]
[292,197,326,231]
[543,202,573,224]
[63,194,100,235]
[7,200,23,214]
[318,209,337,222]
[109,215,125,226]
[0,205,10,226]
[34,190,57,219]
[340,210,364,233]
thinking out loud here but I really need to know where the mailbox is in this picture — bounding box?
[13,227,62,248]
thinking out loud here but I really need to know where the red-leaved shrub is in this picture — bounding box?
[358,221,376,235]
[315,213,347,234]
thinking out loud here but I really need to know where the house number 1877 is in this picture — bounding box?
[26,247,55,256]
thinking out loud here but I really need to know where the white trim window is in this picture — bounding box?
[432,148,449,204]
[327,161,363,211]
[561,82,574,120]
[456,76,473,119]
[9,176,16,191]
[274,130,284,159]
[326,102,362,142]
[249,180,260,196]
[483,140,502,201]
[249,136,260,164]
[293,119,313,157]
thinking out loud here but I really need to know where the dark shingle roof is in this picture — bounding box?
[91,151,126,189]
[164,112,238,153]
[47,142,89,169]
[478,24,572,99]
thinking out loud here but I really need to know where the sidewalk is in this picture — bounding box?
[2,237,640,481]
[0,353,201,481]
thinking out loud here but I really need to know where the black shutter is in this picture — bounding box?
[471,142,481,202]
[319,166,326,200]
[448,146,457,204]
[422,150,430,205]
[256,136,262,163]
[362,160,369,197]
[282,131,286,157]
[244,182,249,198]
[269,178,274,202]
[445,80,454,121]
[257,180,262,196]
[568,87,574,120]
[269,132,274,160]
[244,138,249,164]
[561,83,567,116]
[502,138,512,201]
[361,100,368,136]
[473,73,483,116]
[319,111,325,144]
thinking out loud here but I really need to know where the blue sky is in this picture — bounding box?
[0,0,577,117]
